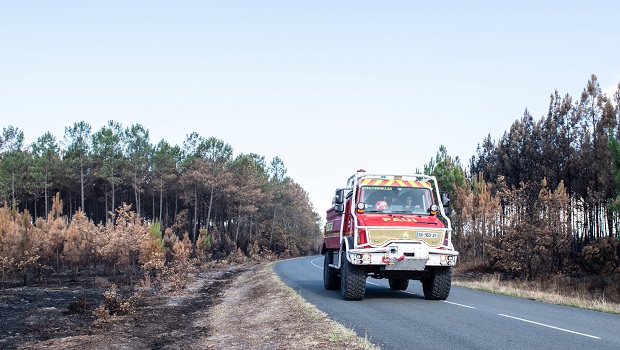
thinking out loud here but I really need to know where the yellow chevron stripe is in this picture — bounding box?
[360,178,432,188]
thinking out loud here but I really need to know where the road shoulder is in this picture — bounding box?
[202,262,378,349]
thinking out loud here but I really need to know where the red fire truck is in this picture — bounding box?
[321,169,458,300]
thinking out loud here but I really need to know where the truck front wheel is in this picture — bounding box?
[340,251,366,300]
[422,266,452,300]
[323,250,341,290]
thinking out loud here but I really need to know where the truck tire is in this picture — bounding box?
[323,250,341,290]
[422,266,452,300]
[388,278,409,291]
[340,251,366,300]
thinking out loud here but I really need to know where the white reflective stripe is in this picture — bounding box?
[498,314,601,339]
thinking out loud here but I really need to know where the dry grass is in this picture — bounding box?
[203,263,379,350]
[454,274,620,314]
[276,275,378,348]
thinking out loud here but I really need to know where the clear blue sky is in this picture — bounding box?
[1,1,619,217]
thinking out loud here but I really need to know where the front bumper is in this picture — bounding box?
[347,242,458,271]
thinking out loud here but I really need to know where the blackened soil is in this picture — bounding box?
[0,266,247,350]
[0,274,108,347]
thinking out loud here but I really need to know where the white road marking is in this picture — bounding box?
[443,300,476,309]
[311,258,323,269]
[498,314,601,339]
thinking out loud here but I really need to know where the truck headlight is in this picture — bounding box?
[355,253,371,263]
[440,254,455,265]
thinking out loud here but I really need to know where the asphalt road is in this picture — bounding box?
[273,255,620,350]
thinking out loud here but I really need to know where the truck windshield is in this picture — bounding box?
[360,186,433,214]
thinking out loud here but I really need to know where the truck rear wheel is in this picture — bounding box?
[422,266,452,300]
[323,250,341,290]
[340,251,366,300]
[388,278,409,291]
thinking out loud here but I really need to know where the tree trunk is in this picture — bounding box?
[270,206,276,250]
[193,184,198,242]
[159,178,163,225]
[44,170,49,219]
[235,206,242,248]
[80,156,85,212]
[206,183,215,235]
[111,169,116,219]
[11,173,15,209]
[134,170,141,218]
[105,184,109,222]
[248,213,253,242]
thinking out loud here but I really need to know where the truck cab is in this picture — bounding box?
[321,169,458,300]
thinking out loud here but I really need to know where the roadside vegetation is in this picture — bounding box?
[206,263,379,350]
[0,122,321,265]
[454,274,620,315]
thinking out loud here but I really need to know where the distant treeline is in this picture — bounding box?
[0,122,321,257]
[425,75,620,282]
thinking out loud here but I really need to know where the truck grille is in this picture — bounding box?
[366,228,443,247]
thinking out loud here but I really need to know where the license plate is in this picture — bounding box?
[416,232,439,239]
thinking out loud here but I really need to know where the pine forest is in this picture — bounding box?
[0,123,320,289]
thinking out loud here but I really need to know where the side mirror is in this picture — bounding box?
[333,189,345,213]
[440,191,450,207]
[335,204,344,214]
[334,189,345,205]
